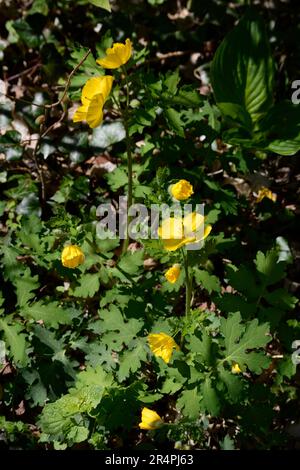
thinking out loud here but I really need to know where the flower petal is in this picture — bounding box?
[158,217,183,240]
[73,105,88,123]
[81,76,113,105]
[183,212,205,235]
[86,94,104,128]
[96,39,132,69]
[148,333,179,363]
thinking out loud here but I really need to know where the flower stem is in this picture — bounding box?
[181,248,192,345]
[122,66,133,253]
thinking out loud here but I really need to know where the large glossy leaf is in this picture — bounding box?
[211,9,274,131]
[259,101,300,156]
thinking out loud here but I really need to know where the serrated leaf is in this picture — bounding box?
[106,167,128,191]
[94,305,144,351]
[165,108,185,137]
[160,365,187,394]
[226,264,259,298]
[187,328,212,365]
[176,387,201,419]
[71,273,100,298]
[164,70,180,95]
[15,268,39,307]
[193,268,221,294]
[218,365,243,402]
[117,339,148,381]
[220,435,235,450]
[117,250,144,276]
[201,377,220,416]
[264,289,297,311]
[0,319,28,366]
[75,365,114,389]
[255,249,285,285]
[22,301,77,328]
[220,312,270,373]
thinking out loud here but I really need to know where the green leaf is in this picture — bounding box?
[93,305,144,351]
[255,249,285,285]
[187,328,212,365]
[15,269,39,307]
[0,319,28,366]
[211,9,274,129]
[106,167,128,191]
[39,385,104,445]
[76,365,114,389]
[218,366,243,402]
[177,387,201,419]
[91,121,125,148]
[201,377,220,416]
[164,70,180,95]
[220,312,271,374]
[172,86,203,107]
[193,268,221,294]
[0,130,23,161]
[28,0,49,15]
[71,273,100,298]
[264,289,298,311]
[117,339,148,381]
[165,108,185,137]
[22,301,77,328]
[117,250,144,276]
[220,435,235,450]
[259,102,300,156]
[89,0,111,11]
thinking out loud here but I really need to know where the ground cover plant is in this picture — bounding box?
[0,0,300,450]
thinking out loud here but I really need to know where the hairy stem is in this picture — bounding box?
[181,248,192,345]
[122,66,133,253]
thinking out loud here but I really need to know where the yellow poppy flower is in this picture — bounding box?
[96,38,132,69]
[73,76,113,128]
[148,332,180,364]
[165,264,181,283]
[138,407,163,430]
[231,363,242,374]
[158,212,212,252]
[256,187,277,203]
[170,180,194,201]
[61,245,85,269]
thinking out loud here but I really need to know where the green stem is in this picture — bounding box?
[181,248,192,345]
[121,66,133,253]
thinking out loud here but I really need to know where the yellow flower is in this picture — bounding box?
[61,245,85,269]
[231,363,242,374]
[256,187,277,203]
[73,76,113,128]
[96,38,132,69]
[158,212,212,252]
[170,180,194,201]
[165,264,181,283]
[138,407,163,430]
[148,332,179,364]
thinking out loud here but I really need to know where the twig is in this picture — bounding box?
[6,63,41,82]
[41,110,67,138]
[0,48,91,110]
[137,50,191,68]
[44,48,92,109]
[32,123,47,202]
[0,92,45,108]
